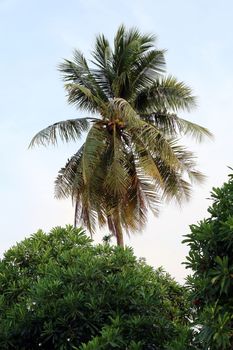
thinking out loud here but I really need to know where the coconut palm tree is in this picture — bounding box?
[30,25,212,246]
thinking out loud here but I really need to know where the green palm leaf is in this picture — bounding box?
[59,49,108,102]
[81,123,109,183]
[134,76,197,113]
[142,112,212,141]
[104,125,131,197]
[29,118,91,147]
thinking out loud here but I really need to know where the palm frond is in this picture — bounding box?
[59,49,108,102]
[109,98,184,169]
[142,112,212,142]
[124,166,160,231]
[91,34,114,98]
[29,118,91,147]
[177,117,213,141]
[131,49,166,90]
[115,156,160,234]
[133,137,163,183]
[134,76,197,113]
[115,25,156,52]
[79,194,97,237]
[82,123,109,183]
[65,83,105,113]
[134,172,160,215]
[187,169,206,184]
[112,26,158,98]
[133,123,183,171]
[152,141,205,203]
[109,97,143,129]
[164,174,192,203]
[167,142,206,183]
[104,126,130,197]
[55,145,84,199]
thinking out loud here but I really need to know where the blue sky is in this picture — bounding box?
[1,0,233,282]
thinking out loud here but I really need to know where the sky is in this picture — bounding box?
[1,0,233,282]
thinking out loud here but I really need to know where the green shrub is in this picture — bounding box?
[184,173,233,349]
[0,226,190,349]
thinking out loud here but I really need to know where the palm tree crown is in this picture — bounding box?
[30,25,212,246]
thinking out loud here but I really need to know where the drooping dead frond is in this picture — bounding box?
[55,145,84,199]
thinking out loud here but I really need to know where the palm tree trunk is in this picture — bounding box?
[113,210,124,247]
[115,222,124,246]
[74,201,78,228]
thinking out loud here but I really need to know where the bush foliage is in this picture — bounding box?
[184,173,233,349]
[0,226,191,349]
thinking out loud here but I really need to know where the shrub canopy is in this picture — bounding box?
[0,226,191,349]
[184,173,233,349]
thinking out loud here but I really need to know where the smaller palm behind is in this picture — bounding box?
[30,25,212,246]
